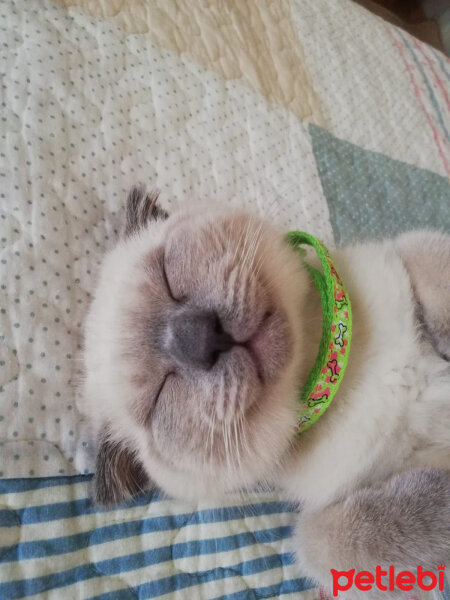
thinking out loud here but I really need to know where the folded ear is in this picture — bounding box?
[124,185,168,237]
[93,428,151,505]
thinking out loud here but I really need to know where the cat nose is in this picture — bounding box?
[167,310,235,370]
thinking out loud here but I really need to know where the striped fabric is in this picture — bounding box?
[387,27,450,175]
[0,476,317,599]
[1,477,448,600]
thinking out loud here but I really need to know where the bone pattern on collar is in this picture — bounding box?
[286,231,353,434]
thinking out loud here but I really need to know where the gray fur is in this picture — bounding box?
[296,469,450,586]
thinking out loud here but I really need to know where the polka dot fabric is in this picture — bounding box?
[0,0,332,477]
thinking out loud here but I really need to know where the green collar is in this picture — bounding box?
[286,232,352,434]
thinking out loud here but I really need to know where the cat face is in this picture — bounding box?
[83,189,309,503]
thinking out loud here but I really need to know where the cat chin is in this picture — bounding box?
[136,373,303,501]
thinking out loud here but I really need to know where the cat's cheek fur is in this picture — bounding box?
[137,371,302,500]
[80,219,169,437]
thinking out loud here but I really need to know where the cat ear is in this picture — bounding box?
[93,427,151,505]
[124,185,169,237]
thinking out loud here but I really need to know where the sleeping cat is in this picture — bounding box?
[82,187,450,597]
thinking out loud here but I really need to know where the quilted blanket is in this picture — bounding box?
[0,0,449,598]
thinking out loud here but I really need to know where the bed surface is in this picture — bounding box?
[1,0,449,597]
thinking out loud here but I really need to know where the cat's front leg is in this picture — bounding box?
[294,468,450,598]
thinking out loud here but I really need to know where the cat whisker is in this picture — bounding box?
[240,221,261,272]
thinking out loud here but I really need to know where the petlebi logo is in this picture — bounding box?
[330,564,446,597]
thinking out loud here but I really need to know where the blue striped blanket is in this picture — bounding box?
[2,478,449,599]
[0,477,313,599]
